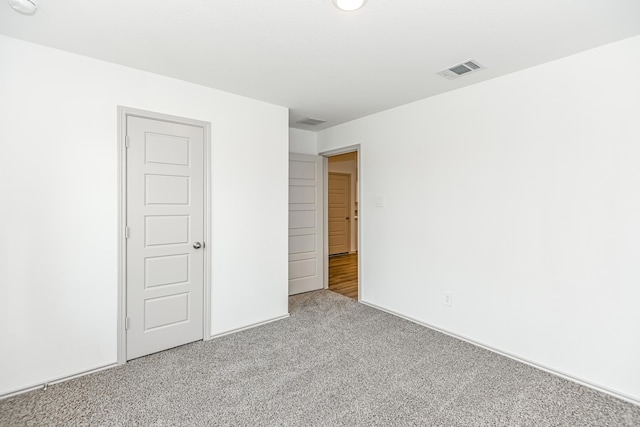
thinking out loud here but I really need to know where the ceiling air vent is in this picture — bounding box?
[437,59,485,80]
[295,117,327,126]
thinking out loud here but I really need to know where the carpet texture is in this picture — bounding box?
[1,290,639,426]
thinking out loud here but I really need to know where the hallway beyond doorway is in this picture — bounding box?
[328,253,358,299]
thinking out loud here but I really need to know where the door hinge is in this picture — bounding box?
[125,317,130,330]
[125,135,130,148]
[125,227,130,239]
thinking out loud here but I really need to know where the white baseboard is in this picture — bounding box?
[208,313,290,340]
[2,314,291,400]
[0,363,117,400]
[359,300,640,407]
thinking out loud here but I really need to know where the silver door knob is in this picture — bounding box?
[193,242,202,249]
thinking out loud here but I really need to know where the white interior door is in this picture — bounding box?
[328,173,350,255]
[288,154,324,295]
[126,116,204,360]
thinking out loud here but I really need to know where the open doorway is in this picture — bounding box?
[327,152,358,299]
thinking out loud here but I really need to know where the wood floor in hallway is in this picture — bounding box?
[328,253,358,299]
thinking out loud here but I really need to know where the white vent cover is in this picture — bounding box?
[437,59,485,80]
[295,117,327,126]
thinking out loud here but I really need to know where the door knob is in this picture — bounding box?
[193,242,202,249]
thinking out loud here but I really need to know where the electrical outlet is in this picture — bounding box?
[444,291,453,307]
[375,195,385,207]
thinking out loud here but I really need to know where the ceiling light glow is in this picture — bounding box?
[7,0,37,15]
[333,0,367,12]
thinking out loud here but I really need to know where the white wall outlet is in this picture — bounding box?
[444,291,453,307]
[375,195,385,207]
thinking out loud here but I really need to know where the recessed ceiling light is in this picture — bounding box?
[333,0,367,12]
[7,0,37,15]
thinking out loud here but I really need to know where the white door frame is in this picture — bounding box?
[320,145,361,302]
[117,106,212,364]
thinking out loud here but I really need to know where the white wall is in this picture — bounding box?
[318,35,640,402]
[0,35,289,396]
[289,128,318,155]
[328,153,358,252]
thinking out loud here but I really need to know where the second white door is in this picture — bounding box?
[288,154,324,295]
[126,115,204,360]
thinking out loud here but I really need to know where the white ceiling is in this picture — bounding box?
[2,0,640,130]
